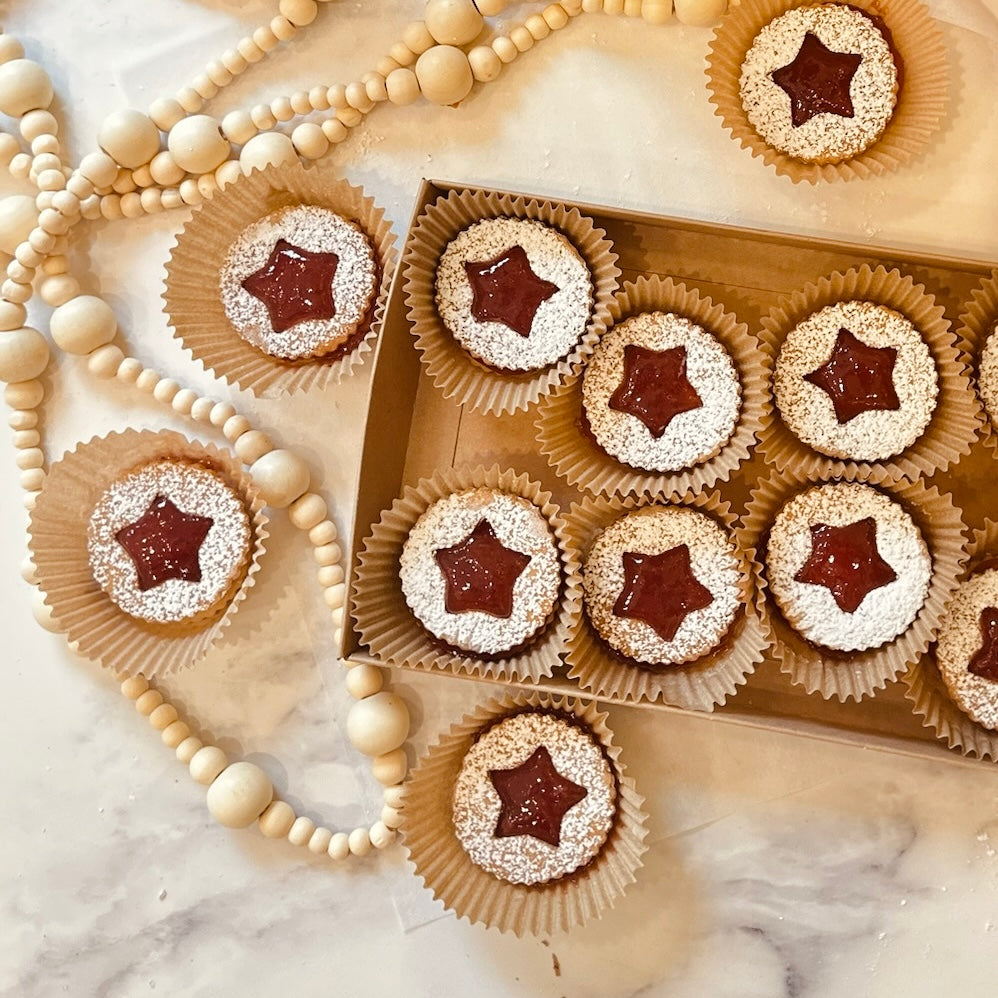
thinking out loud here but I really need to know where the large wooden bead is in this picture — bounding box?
[414,46,473,105]
[206,762,274,829]
[250,449,309,508]
[347,692,409,756]
[0,59,53,117]
[425,0,484,46]
[673,0,725,26]
[50,295,117,355]
[239,131,296,174]
[168,115,230,174]
[0,194,37,255]
[189,745,228,785]
[0,327,49,383]
[98,109,161,169]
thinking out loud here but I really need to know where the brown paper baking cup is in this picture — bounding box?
[401,187,620,416]
[706,0,948,184]
[758,265,980,482]
[163,162,396,397]
[742,468,965,701]
[563,491,768,710]
[903,519,998,761]
[956,269,998,452]
[351,465,578,683]
[536,275,765,500]
[28,430,269,679]
[402,693,648,936]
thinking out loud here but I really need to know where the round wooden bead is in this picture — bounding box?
[250,449,310,508]
[149,97,185,131]
[39,274,80,307]
[0,194,37,254]
[543,3,572,28]
[190,745,228,785]
[641,0,673,23]
[510,25,534,51]
[320,118,348,145]
[291,122,328,160]
[348,827,372,856]
[347,692,409,757]
[149,702,179,731]
[371,748,408,786]
[50,295,117,355]
[388,42,417,67]
[253,26,280,52]
[0,327,49,383]
[171,387,198,414]
[152,378,180,403]
[221,109,256,146]
[288,815,316,846]
[525,13,551,39]
[346,663,383,700]
[345,81,374,112]
[308,519,337,546]
[280,0,318,26]
[120,674,149,700]
[385,68,420,106]
[239,132,296,174]
[312,542,341,566]
[369,821,396,849]
[190,396,216,421]
[162,720,191,749]
[425,0,484,46]
[87,344,125,379]
[206,762,274,829]
[414,46,473,106]
[476,0,510,14]
[15,446,44,470]
[9,151,31,178]
[234,429,272,465]
[0,301,26,332]
[316,563,344,588]
[0,35,25,64]
[172,737,202,766]
[0,133,19,167]
[114,357,141,383]
[31,587,60,632]
[402,21,436,55]
[168,115,230,174]
[20,467,44,491]
[149,150,185,187]
[79,151,119,189]
[380,804,404,829]
[13,429,39,448]
[209,401,236,426]
[327,832,350,861]
[673,0,724,25]
[98,109,161,169]
[259,800,296,838]
[8,409,37,429]
[492,36,518,64]
[383,784,406,809]
[288,492,327,530]
[468,45,502,83]
[21,109,57,143]
[308,826,333,854]
[19,555,37,583]
[0,59,53,117]
[365,75,389,103]
[222,414,251,439]
[135,689,164,716]
[5,379,42,410]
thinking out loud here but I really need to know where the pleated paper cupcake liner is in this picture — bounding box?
[956,269,998,452]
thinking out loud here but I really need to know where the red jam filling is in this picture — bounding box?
[612,543,713,643]
[433,519,532,618]
[608,343,703,438]
[115,494,214,592]
[770,31,863,128]
[464,244,559,337]
[803,328,901,424]
[489,745,587,847]
[793,517,897,614]
[241,238,339,333]
[968,607,998,682]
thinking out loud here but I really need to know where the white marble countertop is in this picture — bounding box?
[3,2,998,995]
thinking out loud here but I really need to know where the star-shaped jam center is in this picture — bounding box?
[793,517,897,614]
[968,607,998,682]
[608,344,703,438]
[433,519,532,618]
[464,244,559,337]
[771,31,864,128]
[114,494,214,592]
[489,745,588,847]
[613,543,714,643]
[241,238,339,333]
[803,328,901,424]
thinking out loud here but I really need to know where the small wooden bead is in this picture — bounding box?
[15,446,44,470]
[221,49,248,74]
[0,133,20,167]
[375,56,401,78]
[544,3,572,28]
[312,542,342,566]
[316,563,344,587]
[39,274,79,307]
[149,151,185,188]
[192,74,219,101]
[288,491,327,530]
[31,587,59,632]
[4,379,42,408]
[468,45,502,83]
[371,748,408,786]
[222,414,252,441]
[320,118,348,145]
[369,821,396,849]
[28,227,57,252]
[51,191,80,217]
[327,832,350,861]
[9,409,37,429]
[0,302,27,331]
[323,582,346,610]
[9,152,31,179]
[161,188,183,210]
[344,81,373,112]
[6,259,33,284]
[40,254,67,276]
[346,663,383,700]
[280,0,319,26]
[601,0,623,13]
[37,168,66,191]
[51,295,117,355]
[234,429,272,465]
[176,736,203,764]
[170,388,198,416]
[476,0,510,14]
[152,378,180,404]
[206,762,273,829]
[22,489,41,511]
[205,60,234,87]
[0,194,37,255]
[179,178,203,206]
[209,401,236,426]
[39,207,72,235]
[308,519,338,546]
[291,122,328,160]
[13,428,39,448]
[98,109,160,169]
[189,745,229,785]
[0,59,53,117]
[66,174,94,200]
[329,605,345,629]
[120,674,149,700]
[175,86,204,114]
[270,96,295,122]
[308,85,330,110]
[250,449,310,508]
[80,195,102,219]
[258,800,296,838]
[250,104,277,132]
[236,37,265,64]
[388,42,417,67]
[149,702,179,731]
[162,720,191,749]
[190,397,216,421]
[425,0,484,45]
[0,35,26,65]
[168,115,230,175]
[149,97,185,131]
[239,132,296,174]
[525,13,551,38]
[415,46,473,105]
[116,357,143,382]
[135,688,164,716]
[135,368,159,392]
[87,344,125,379]
[510,25,535,51]
[348,827,372,856]
[270,15,298,41]
[403,21,436,55]
[0,327,49,383]
[308,826,333,854]
[623,0,643,16]
[253,26,280,52]
[288,815,315,846]
[383,784,406,809]
[380,805,404,829]
[641,0,673,23]
[214,160,242,190]
[492,36,518,63]
[336,107,363,128]
[347,692,409,757]
[20,467,44,491]
[673,0,724,26]
[79,151,119,189]
[326,83,347,109]
[221,110,256,146]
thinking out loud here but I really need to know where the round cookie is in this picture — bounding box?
[581,311,741,473]
[583,505,741,666]
[936,569,998,732]
[739,3,900,165]
[219,204,378,361]
[399,487,561,657]
[434,217,593,372]
[88,460,253,625]
[774,300,938,462]
[766,481,931,653]
[451,710,617,886]
[977,322,998,433]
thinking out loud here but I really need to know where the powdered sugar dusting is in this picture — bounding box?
[88,461,252,624]
[584,506,741,665]
[775,300,938,461]
[399,488,561,656]
[435,217,593,372]
[452,711,616,885]
[937,570,998,732]
[740,4,899,164]
[582,311,741,473]
[767,482,930,652]
[978,324,998,431]
[219,205,377,361]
